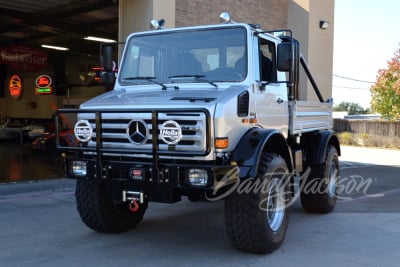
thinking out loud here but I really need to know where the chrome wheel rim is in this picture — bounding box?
[327,161,339,198]
[266,177,285,232]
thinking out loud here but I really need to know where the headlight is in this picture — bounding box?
[187,169,208,187]
[71,161,87,177]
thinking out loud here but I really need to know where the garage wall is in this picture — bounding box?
[3,68,59,120]
[1,54,106,120]
[288,0,335,101]
[175,0,288,29]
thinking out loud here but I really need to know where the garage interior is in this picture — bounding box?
[0,0,119,182]
[0,0,118,56]
[0,0,119,118]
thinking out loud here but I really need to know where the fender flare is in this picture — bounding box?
[231,128,293,179]
[302,130,341,166]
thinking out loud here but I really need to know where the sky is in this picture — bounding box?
[332,0,400,108]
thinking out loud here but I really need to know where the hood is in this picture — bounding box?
[80,85,248,110]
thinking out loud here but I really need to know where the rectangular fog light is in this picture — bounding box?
[71,161,87,177]
[188,169,208,186]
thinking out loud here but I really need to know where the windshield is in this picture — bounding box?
[119,26,247,86]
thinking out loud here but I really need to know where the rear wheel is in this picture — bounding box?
[300,145,339,213]
[75,180,147,233]
[224,153,290,254]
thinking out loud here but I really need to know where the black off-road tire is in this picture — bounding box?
[300,145,339,213]
[75,180,147,233]
[224,153,290,254]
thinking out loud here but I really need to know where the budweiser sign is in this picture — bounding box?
[0,45,48,71]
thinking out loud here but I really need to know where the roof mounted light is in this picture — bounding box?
[150,19,166,30]
[84,36,116,43]
[220,12,236,24]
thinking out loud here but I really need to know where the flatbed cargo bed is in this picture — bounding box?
[290,100,333,135]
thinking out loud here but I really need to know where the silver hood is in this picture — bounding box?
[79,85,248,110]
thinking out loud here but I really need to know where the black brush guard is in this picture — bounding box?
[55,108,235,203]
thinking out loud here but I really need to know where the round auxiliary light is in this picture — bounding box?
[150,19,160,30]
[74,120,93,142]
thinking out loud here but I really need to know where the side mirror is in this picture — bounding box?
[277,42,293,72]
[101,44,114,72]
[102,72,115,91]
[100,43,115,90]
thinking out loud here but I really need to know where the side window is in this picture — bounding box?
[258,38,277,82]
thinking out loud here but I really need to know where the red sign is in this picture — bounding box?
[0,45,48,71]
[36,75,51,87]
[35,75,53,95]
[8,74,23,99]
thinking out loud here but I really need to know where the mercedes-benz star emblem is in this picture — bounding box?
[127,119,149,144]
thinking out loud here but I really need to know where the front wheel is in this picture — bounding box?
[75,180,147,233]
[224,153,290,254]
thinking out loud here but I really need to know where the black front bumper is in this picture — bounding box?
[65,156,236,203]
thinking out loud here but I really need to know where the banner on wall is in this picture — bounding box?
[0,45,48,71]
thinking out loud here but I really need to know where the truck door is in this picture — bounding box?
[253,36,289,136]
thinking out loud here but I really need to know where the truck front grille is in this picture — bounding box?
[79,111,209,155]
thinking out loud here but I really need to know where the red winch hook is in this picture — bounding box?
[129,199,139,212]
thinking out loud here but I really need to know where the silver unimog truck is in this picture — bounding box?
[57,13,340,254]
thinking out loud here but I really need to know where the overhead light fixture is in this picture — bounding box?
[84,36,116,43]
[319,20,329,30]
[41,44,69,51]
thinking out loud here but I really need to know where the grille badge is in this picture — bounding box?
[127,119,149,144]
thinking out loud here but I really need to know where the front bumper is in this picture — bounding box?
[64,156,237,203]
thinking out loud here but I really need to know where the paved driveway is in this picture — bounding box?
[0,146,399,267]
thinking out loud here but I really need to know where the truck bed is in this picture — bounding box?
[289,101,333,135]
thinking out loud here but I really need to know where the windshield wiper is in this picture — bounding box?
[168,75,218,88]
[123,76,167,90]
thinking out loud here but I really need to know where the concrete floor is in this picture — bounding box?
[0,145,400,266]
[0,162,400,266]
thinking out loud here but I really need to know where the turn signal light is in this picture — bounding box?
[242,118,258,123]
[215,137,229,149]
